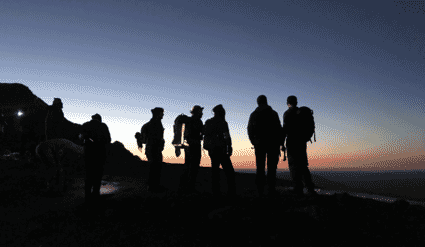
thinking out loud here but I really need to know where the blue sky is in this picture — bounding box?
[1,0,424,170]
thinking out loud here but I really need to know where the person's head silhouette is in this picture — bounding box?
[151,107,164,120]
[287,95,297,107]
[190,105,204,119]
[212,104,225,119]
[53,98,63,109]
[92,113,102,122]
[257,95,268,106]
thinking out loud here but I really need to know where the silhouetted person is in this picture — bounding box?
[248,95,283,196]
[283,95,316,196]
[45,98,65,141]
[203,104,236,197]
[81,113,111,206]
[144,107,165,193]
[180,105,204,193]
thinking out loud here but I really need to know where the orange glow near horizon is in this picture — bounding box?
[124,139,425,171]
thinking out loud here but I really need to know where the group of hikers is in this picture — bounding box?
[137,94,317,198]
[43,94,317,208]
[44,98,112,205]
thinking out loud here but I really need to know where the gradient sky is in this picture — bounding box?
[1,0,424,170]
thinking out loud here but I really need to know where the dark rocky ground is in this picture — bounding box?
[1,158,425,247]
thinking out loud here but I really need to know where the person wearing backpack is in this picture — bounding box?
[179,105,204,193]
[143,107,166,193]
[248,95,283,197]
[203,104,236,197]
[282,95,317,196]
[80,113,111,207]
[135,119,149,153]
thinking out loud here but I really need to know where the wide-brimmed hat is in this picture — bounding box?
[190,105,204,114]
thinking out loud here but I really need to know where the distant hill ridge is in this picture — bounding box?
[0,83,47,110]
[0,82,140,165]
[0,83,80,153]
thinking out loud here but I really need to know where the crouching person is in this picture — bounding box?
[81,113,111,206]
[203,105,236,197]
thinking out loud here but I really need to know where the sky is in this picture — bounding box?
[1,0,424,171]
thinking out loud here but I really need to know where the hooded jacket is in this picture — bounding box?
[203,116,231,151]
[247,105,282,146]
[145,118,165,149]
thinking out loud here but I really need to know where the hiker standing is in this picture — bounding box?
[45,98,65,141]
[179,105,204,193]
[203,104,236,197]
[81,113,111,205]
[144,107,166,193]
[282,95,316,196]
[248,95,283,196]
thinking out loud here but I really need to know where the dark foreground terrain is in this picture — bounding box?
[1,158,425,246]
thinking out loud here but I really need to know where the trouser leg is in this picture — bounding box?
[148,150,162,188]
[288,163,303,192]
[221,151,236,195]
[154,156,163,188]
[84,145,94,200]
[147,146,160,188]
[84,163,94,200]
[93,147,106,197]
[148,160,156,187]
[209,148,221,195]
[92,164,104,197]
[254,146,266,194]
[188,146,201,189]
[287,141,309,193]
[179,147,190,190]
[301,165,315,191]
[266,146,279,191]
[287,150,303,193]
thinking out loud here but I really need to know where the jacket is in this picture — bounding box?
[203,116,231,151]
[282,106,299,142]
[184,117,203,145]
[45,106,65,141]
[247,105,282,146]
[145,118,165,149]
[81,119,111,145]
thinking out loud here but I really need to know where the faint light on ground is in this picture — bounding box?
[100,181,120,194]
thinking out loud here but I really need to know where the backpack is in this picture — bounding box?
[202,119,214,151]
[135,122,149,148]
[295,106,316,143]
[172,114,189,146]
